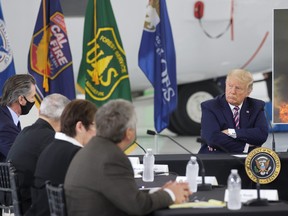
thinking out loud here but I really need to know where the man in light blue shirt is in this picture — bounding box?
[0,74,36,161]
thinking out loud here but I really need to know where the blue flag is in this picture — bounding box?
[28,0,75,106]
[0,3,16,96]
[138,0,177,133]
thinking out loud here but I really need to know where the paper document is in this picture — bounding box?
[224,189,279,203]
[176,176,218,186]
[128,157,140,165]
[132,164,169,177]
[170,199,226,209]
[232,154,247,158]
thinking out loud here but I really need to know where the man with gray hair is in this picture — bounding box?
[0,74,36,162]
[198,69,268,154]
[65,99,191,216]
[6,93,70,214]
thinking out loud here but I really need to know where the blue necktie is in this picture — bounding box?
[17,121,21,130]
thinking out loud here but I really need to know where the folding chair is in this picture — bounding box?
[45,181,67,216]
[0,161,22,216]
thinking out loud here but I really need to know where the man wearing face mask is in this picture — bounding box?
[0,74,36,162]
[6,94,70,214]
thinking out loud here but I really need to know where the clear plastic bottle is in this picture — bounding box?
[186,156,199,192]
[142,148,155,182]
[227,169,242,210]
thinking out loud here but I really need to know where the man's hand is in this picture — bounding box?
[208,146,216,151]
[163,181,192,204]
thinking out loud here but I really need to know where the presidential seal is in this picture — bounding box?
[245,147,281,184]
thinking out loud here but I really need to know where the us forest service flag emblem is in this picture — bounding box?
[77,0,132,107]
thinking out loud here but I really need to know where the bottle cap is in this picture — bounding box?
[146,148,153,153]
[190,156,197,161]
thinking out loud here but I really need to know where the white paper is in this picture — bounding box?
[132,164,169,177]
[232,154,247,158]
[176,176,218,186]
[128,157,140,165]
[224,189,279,203]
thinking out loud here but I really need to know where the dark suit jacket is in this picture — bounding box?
[6,118,55,213]
[26,139,81,216]
[0,105,20,162]
[198,94,269,154]
[64,136,173,216]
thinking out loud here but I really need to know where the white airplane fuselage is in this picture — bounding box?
[112,0,286,91]
[2,0,288,134]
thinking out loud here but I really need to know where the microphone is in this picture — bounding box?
[262,107,276,152]
[135,140,147,154]
[146,130,212,191]
[125,140,146,154]
[210,143,268,206]
[245,178,268,206]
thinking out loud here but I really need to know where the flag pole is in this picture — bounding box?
[42,0,49,92]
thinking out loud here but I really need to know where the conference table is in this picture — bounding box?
[136,175,288,216]
[150,201,288,216]
[134,154,288,216]
[133,152,288,202]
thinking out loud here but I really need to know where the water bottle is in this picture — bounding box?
[142,148,155,182]
[227,169,242,210]
[186,156,199,192]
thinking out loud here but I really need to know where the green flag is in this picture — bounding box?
[77,0,132,107]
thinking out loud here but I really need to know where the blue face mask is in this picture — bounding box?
[20,96,35,115]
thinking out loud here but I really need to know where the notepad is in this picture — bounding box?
[170,199,226,209]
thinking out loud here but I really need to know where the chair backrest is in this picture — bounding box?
[45,181,67,216]
[9,163,23,216]
[0,162,13,213]
[0,161,22,216]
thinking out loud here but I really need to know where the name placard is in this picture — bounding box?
[224,189,279,203]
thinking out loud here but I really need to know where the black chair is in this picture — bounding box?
[45,181,67,216]
[0,161,22,216]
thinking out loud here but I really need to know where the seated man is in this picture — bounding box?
[26,99,97,216]
[6,93,69,213]
[198,69,269,154]
[64,99,191,216]
[0,74,36,162]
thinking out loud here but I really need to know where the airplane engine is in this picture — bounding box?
[168,79,223,135]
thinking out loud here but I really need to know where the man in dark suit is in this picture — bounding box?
[198,69,269,154]
[65,99,191,216]
[6,93,70,214]
[0,74,36,162]
[27,99,97,216]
